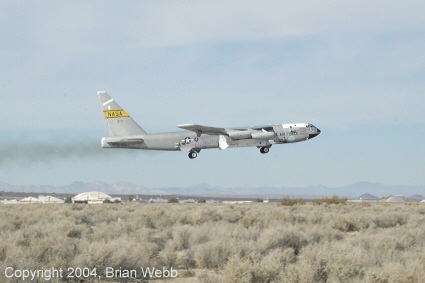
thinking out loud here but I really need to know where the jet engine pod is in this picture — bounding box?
[228,130,252,140]
[251,131,274,140]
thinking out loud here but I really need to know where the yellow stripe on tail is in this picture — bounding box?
[103,110,130,119]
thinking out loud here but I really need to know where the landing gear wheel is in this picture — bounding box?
[188,151,198,159]
[260,147,269,154]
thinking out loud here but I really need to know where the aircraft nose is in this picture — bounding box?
[308,128,321,139]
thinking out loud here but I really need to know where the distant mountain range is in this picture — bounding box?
[0,181,424,199]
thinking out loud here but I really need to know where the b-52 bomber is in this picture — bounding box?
[98,91,320,159]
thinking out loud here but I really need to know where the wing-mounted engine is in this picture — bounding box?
[250,129,274,140]
[228,130,252,140]
[227,128,274,140]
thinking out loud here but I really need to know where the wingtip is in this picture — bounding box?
[97,91,107,96]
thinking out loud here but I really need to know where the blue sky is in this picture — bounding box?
[1,1,424,189]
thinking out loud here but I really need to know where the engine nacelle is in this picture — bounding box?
[228,130,252,140]
[251,131,274,140]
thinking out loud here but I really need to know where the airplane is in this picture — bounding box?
[98,91,321,159]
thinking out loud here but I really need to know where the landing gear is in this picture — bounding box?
[188,151,198,159]
[260,146,270,154]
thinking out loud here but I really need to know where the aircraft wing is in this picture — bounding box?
[177,124,275,140]
[177,124,228,136]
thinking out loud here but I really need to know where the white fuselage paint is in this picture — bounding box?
[101,123,319,153]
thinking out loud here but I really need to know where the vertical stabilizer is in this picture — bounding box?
[98,91,147,136]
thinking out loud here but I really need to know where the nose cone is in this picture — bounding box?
[309,128,321,139]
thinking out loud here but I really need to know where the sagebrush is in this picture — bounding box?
[1,202,424,282]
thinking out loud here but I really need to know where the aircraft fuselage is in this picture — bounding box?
[101,123,320,151]
[97,91,321,159]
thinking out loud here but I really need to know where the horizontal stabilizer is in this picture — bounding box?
[101,137,144,148]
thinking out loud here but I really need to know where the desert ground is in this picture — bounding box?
[1,201,425,282]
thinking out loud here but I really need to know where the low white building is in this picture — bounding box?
[2,196,64,204]
[19,197,40,203]
[148,197,168,203]
[72,192,121,204]
[38,196,64,203]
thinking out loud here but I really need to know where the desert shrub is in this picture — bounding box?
[159,240,178,268]
[144,216,156,229]
[188,223,211,246]
[195,209,223,224]
[74,211,97,226]
[177,249,196,270]
[373,212,408,228]
[281,197,305,206]
[365,259,425,283]
[248,249,293,282]
[314,195,347,205]
[240,214,264,228]
[73,236,157,279]
[221,207,244,224]
[283,260,314,283]
[177,209,196,225]
[71,204,84,210]
[220,256,253,283]
[1,214,23,231]
[417,206,425,215]
[173,225,192,250]
[256,225,308,255]
[197,271,221,283]
[330,215,370,232]
[66,228,82,238]
[307,224,345,244]
[298,242,369,282]
[194,239,232,268]
[155,213,175,229]
[2,201,425,283]
[168,197,179,203]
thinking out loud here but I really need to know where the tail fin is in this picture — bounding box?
[98,91,147,136]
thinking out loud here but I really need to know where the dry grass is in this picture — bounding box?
[1,202,425,282]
